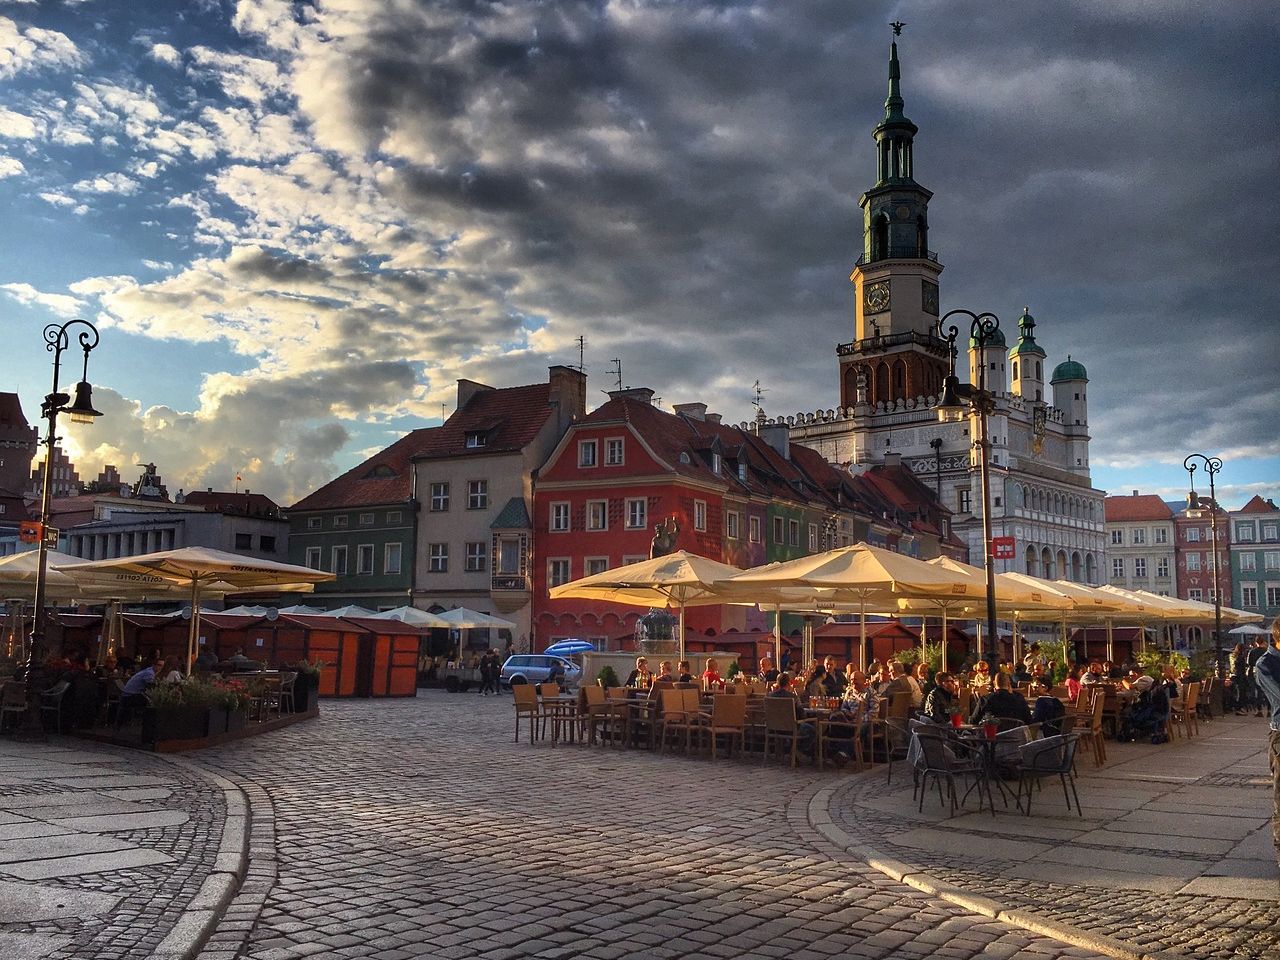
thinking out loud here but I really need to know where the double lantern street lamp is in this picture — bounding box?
[21,319,103,731]
[1182,454,1225,681]
[934,309,1002,671]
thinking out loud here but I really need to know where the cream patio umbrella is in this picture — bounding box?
[435,607,518,662]
[549,551,746,662]
[366,605,451,627]
[63,547,334,671]
[715,543,976,672]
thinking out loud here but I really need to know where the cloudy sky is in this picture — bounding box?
[0,0,1276,508]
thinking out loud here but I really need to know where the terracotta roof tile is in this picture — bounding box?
[412,382,554,460]
[1103,494,1174,522]
[182,490,282,517]
[1238,494,1278,514]
[290,427,439,512]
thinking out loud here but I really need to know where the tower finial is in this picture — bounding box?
[885,26,906,120]
[890,20,905,36]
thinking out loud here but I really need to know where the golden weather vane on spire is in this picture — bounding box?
[890,20,905,36]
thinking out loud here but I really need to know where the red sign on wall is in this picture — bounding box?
[991,536,1016,560]
[18,521,42,544]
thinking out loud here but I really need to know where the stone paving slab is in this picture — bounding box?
[0,876,122,921]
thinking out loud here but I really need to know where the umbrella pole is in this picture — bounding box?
[187,579,199,674]
[1106,618,1114,664]
[859,600,867,674]
[941,608,948,673]
[678,604,686,664]
[774,606,782,672]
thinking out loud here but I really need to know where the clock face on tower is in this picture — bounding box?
[922,280,939,316]
[864,280,890,314]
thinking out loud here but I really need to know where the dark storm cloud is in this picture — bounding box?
[325,0,1278,465]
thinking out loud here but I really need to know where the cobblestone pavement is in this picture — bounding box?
[0,739,227,959]
[189,692,1111,960]
[827,717,1280,960]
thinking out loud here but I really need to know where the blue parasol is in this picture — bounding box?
[544,639,596,656]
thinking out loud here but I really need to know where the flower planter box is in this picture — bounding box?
[226,708,247,733]
[292,676,319,713]
[207,706,229,736]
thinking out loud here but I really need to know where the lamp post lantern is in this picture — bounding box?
[934,309,1002,670]
[1182,454,1224,682]
[22,319,102,731]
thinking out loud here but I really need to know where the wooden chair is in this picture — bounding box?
[580,685,624,746]
[0,681,27,733]
[1169,681,1199,740]
[690,694,748,759]
[511,683,547,743]
[1197,676,1215,721]
[761,696,804,767]
[277,672,297,714]
[1074,688,1107,767]
[661,689,703,754]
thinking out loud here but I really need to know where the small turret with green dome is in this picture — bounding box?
[969,325,1007,350]
[1008,306,1046,358]
[1051,355,1088,383]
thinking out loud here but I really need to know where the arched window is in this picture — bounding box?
[873,214,889,261]
[875,363,890,404]
[1025,546,1038,577]
[1036,360,1042,379]
[892,360,907,400]
[1041,547,1054,579]
[1012,360,1018,380]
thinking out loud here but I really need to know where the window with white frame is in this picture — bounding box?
[726,511,740,540]
[428,543,448,572]
[430,482,449,512]
[586,500,608,531]
[1188,588,1202,601]
[387,510,402,523]
[1241,553,1257,572]
[357,543,375,575]
[384,542,402,575]
[1156,557,1170,578]
[550,502,571,532]
[1265,551,1280,571]
[1185,553,1200,572]
[331,545,348,576]
[622,554,647,566]
[465,541,486,572]
[333,515,349,528]
[305,546,322,570]
[307,517,322,530]
[1185,526,1200,542]
[749,516,761,543]
[625,498,646,529]
[1111,557,1124,578]
[711,452,722,475]
[693,500,707,531]
[788,519,800,547]
[1132,528,1145,545]
[1264,523,1279,541]
[605,438,624,465]
[359,512,375,526]
[465,430,487,448]
[1133,558,1147,578]
[1267,586,1280,607]
[1237,523,1256,542]
[1110,529,1122,545]
[808,523,818,552]
[585,557,609,576]
[547,558,571,588]
[772,516,784,543]
[1154,527,1168,544]
[467,479,488,510]
[578,439,598,467]
[1242,585,1259,607]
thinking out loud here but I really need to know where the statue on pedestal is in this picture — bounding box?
[649,516,681,559]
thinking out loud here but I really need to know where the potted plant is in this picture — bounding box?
[292,660,324,713]
[216,677,251,733]
[596,665,620,689]
[146,681,213,742]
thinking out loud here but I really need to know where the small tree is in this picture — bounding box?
[596,665,620,688]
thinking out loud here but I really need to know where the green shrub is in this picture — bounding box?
[1136,649,1190,677]
[596,665,620,688]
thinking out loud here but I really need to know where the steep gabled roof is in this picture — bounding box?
[183,490,282,517]
[290,427,439,512]
[1104,494,1173,522]
[1239,494,1279,514]
[412,382,554,460]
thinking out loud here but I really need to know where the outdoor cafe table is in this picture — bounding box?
[540,694,579,745]
[605,692,659,748]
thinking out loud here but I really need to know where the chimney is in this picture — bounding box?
[705,412,722,425]
[672,402,707,421]
[1132,490,1138,497]
[547,365,587,422]
[456,379,495,413]
[607,387,656,405]
[244,488,250,495]
[760,422,790,459]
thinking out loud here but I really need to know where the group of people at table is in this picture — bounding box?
[615,642,1189,763]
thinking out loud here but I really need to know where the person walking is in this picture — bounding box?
[1248,636,1269,717]
[1252,620,1280,884]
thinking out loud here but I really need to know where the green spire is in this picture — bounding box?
[885,40,905,120]
[1009,306,1046,358]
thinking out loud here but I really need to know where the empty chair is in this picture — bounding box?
[913,729,988,816]
[511,683,547,743]
[40,680,70,733]
[690,694,748,760]
[1015,734,1082,817]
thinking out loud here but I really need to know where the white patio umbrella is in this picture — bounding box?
[366,605,451,627]
[308,604,376,618]
[63,548,334,670]
[435,607,518,661]
[1229,623,1270,636]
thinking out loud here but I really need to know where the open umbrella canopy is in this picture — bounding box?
[0,549,96,600]
[276,603,331,616]
[891,556,1072,614]
[544,639,596,656]
[435,607,517,630]
[1229,623,1271,636]
[550,550,745,607]
[366,606,451,628]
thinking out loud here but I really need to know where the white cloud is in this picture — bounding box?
[72,171,139,194]
[149,42,181,68]
[0,155,24,178]
[142,259,174,271]
[0,107,41,139]
[188,46,286,104]
[38,190,76,206]
[0,281,83,317]
[0,18,85,79]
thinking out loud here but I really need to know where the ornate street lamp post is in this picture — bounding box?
[21,320,103,729]
[1182,454,1224,682]
[934,309,1002,670]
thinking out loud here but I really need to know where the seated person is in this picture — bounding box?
[922,672,959,723]
[700,658,723,691]
[652,661,675,683]
[1104,660,1123,680]
[757,656,780,684]
[974,672,1032,725]
[821,656,846,696]
[804,665,829,700]
[117,658,161,725]
[1081,660,1105,685]
[1064,665,1084,702]
[1012,660,1032,684]
[878,660,914,703]
[970,660,993,690]
[1118,675,1170,742]
[624,657,654,689]
[767,673,817,755]
[674,660,693,683]
[1030,678,1066,735]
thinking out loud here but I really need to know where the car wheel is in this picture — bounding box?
[509,675,527,686]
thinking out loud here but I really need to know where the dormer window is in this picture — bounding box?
[711,453,722,474]
[465,431,487,448]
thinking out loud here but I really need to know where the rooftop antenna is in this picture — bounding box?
[611,358,623,392]
[752,379,767,412]
[574,335,586,374]
[440,402,447,423]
